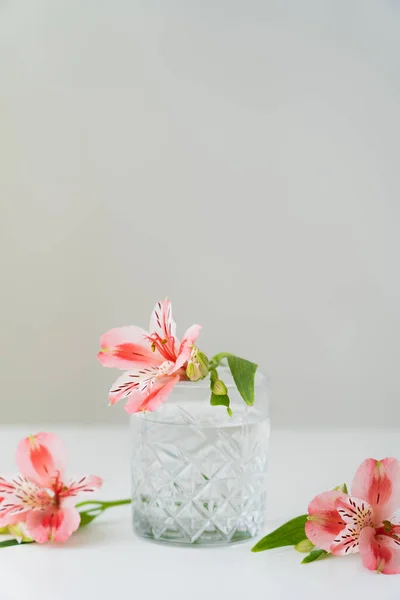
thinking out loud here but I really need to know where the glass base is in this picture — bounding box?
[133,495,264,546]
[135,525,256,547]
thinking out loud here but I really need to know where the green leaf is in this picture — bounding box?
[295,539,314,553]
[210,392,232,416]
[251,515,308,552]
[0,538,34,548]
[0,539,21,548]
[227,355,258,406]
[78,509,103,527]
[301,549,328,564]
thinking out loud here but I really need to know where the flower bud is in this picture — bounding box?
[186,362,196,381]
[186,347,209,381]
[212,379,228,396]
[295,539,314,553]
[333,483,348,494]
[8,523,33,544]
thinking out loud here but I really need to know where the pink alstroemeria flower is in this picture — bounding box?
[0,433,102,543]
[306,457,400,574]
[98,298,201,413]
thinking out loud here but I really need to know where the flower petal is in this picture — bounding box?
[0,511,25,528]
[149,298,177,342]
[15,433,67,487]
[351,458,400,524]
[0,475,52,526]
[305,490,347,551]
[171,324,202,373]
[98,326,160,370]
[27,507,81,543]
[62,475,103,498]
[359,526,400,574]
[108,365,162,405]
[124,374,180,414]
[330,496,374,555]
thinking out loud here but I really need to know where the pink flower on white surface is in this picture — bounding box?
[0,433,102,543]
[98,298,201,413]
[306,458,400,574]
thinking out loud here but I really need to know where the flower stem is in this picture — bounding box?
[76,498,131,510]
[102,499,131,509]
[209,352,231,371]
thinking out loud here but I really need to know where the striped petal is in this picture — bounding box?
[124,374,179,414]
[0,475,53,526]
[108,365,164,406]
[149,299,177,342]
[330,496,374,555]
[62,475,103,499]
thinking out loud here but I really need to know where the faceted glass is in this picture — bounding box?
[130,368,269,546]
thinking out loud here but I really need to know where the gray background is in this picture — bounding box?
[1,0,399,427]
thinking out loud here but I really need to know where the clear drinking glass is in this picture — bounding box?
[130,368,270,546]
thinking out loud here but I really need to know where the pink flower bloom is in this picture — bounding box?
[0,433,102,544]
[306,457,400,574]
[98,299,201,413]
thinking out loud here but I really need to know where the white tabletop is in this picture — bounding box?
[0,426,399,600]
